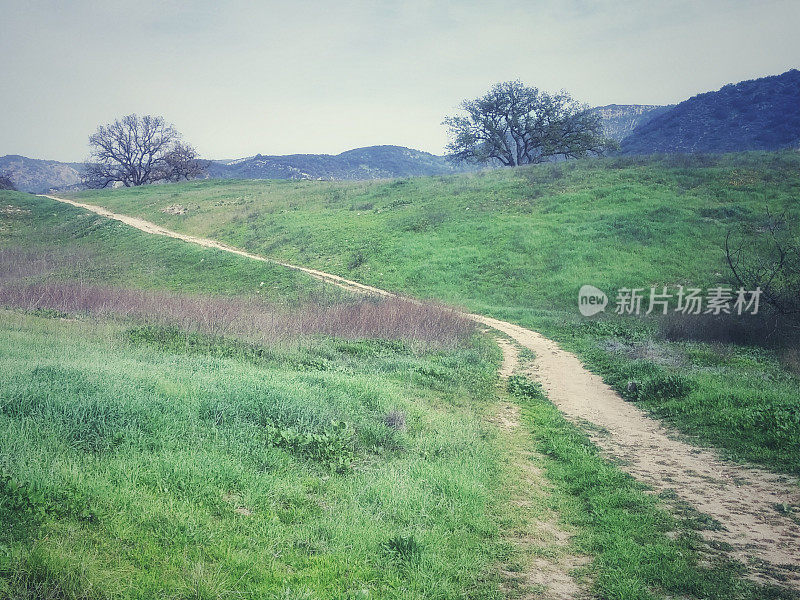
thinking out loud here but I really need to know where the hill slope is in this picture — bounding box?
[68,151,800,477]
[621,69,800,154]
[1,146,466,192]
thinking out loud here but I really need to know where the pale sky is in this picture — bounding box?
[1,0,798,161]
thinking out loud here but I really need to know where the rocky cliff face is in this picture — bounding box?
[620,69,800,154]
[590,104,672,142]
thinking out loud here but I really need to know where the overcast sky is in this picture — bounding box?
[1,0,798,161]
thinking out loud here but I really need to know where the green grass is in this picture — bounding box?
[1,190,342,304]
[1,190,527,597]
[68,152,800,312]
[3,178,796,598]
[535,314,800,474]
[0,310,504,599]
[68,151,800,473]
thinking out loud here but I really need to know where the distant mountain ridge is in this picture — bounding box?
[5,70,800,192]
[620,69,800,154]
[1,145,466,193]
[206,145,468,180]
[0,155,83,193]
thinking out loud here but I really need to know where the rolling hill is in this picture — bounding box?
[620,69,800,154]
[6,70,800,193]
[5,152,800,598]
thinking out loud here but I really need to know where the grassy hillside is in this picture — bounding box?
[1,310,511,598]
[0,191,513,597]
[69,152,800,474]
[4,181,797,599]
[71,152,800,315]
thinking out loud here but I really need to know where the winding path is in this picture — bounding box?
[40,194,800,589]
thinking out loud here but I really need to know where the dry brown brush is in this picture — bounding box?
[0,249,473,346]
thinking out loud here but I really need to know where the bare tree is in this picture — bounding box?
[725,206,800,321]
[83,114,205,188]
[444,81,613,166]
[161,142,206,182]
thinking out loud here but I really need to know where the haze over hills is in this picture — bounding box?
[1,145,467,193]
[620,69,800,154]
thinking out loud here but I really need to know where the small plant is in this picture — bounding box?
[347,251,366,270]
[381,534,422,561]
[28,307,70,319]
[385,198,412,209]
[507,375,545,400]
[0,474,47,522]
[265,419,355,473]
[638,373,694,402]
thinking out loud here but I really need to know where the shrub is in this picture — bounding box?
[638,373,694,403]
[347,251,366,270]
[265,419,355,473]
[659,311,798,349]
[0,474,47,523]
[507,375,545,400]
[383,410,406,431]
[0,249,475,347]
[0,175,16,191]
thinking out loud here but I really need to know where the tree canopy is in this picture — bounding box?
[444,81,612,166]
[84,114,205,188]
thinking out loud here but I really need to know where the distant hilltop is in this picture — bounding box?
[205,145,469,181]
[619,69,800,154]
[0,145,467,193]
[0,155,84,194]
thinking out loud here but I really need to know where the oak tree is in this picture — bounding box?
[444,81,611,166]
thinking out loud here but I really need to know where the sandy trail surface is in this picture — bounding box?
[41,194,800,589]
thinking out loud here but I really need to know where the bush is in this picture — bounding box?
[659,311,799,349]
[507,375,545,400]
[265,419,355,473]
[0,175,16,191]
[638,374,694,403]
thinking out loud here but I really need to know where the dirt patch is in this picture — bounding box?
[161,204,188,215]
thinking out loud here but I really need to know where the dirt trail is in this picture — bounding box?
[40,194,800,589]
[480,317,800,589]
[491,337,592,599]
